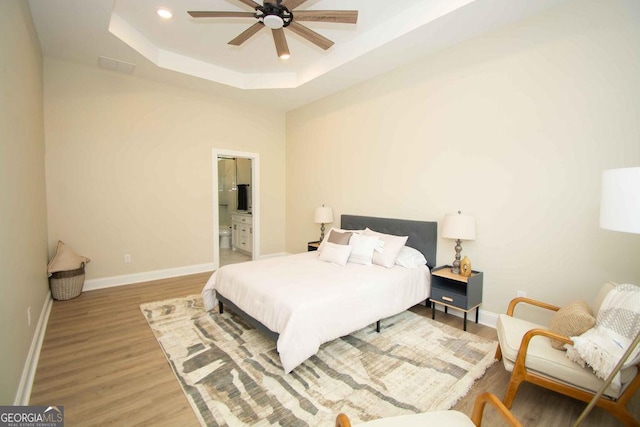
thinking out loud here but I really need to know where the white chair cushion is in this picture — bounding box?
[496,314,637,399]
[356,410,474,426]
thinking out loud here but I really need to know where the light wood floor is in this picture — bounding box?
[30,273,638,426]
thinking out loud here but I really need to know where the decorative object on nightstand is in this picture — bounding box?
[314,205,333,241]
[430,265,483,331]
[460,256,472,277]
[442,210,476,274]
[307,241,320,252]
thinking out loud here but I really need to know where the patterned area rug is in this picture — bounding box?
[141,295,497,426]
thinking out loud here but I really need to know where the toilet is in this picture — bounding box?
[219,227,232,249]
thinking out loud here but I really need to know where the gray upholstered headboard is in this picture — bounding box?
[341,215,437,269]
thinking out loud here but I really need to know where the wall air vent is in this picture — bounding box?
[98,56,135,75]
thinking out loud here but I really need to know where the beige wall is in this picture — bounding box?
[0,1,48,404]
[286,0,640,318]
[44,58,286,280]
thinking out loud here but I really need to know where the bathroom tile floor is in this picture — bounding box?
[219,248,252,267]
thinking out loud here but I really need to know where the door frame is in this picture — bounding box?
[212,148,259,269]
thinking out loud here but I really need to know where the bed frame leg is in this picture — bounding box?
[376,320,380,333]
[218,301,224,314]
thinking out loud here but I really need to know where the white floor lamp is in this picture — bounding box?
[573,166,640,426]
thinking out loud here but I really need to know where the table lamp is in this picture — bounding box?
[442,210,476,274]
[314,205,333,241]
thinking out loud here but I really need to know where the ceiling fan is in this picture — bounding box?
[187,0,358,59]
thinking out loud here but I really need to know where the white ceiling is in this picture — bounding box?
[28,0,567,111]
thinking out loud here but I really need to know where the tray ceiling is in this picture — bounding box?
[28,0,567,110]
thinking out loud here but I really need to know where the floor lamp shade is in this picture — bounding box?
[600,167,640,234]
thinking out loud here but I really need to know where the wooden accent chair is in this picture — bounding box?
[495,283,640,426]
[334,392,522,427]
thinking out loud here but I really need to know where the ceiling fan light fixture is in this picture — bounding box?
[263,14,284,29]
[187,0,357,58]
[156,8,173,19]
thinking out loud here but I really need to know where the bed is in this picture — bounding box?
[202,214,438,373]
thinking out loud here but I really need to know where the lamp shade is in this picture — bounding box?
[442,211,476,241]
[600,167,640,234]
[314,206,334,224]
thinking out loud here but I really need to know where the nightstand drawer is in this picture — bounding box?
[430,288,467,310]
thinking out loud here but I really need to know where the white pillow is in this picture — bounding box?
[47,240,91,276]
[362,228,408,268]
[318,228,363,253]
[348,234,380,266]
[318,242,352,266]
[395,246,427,268]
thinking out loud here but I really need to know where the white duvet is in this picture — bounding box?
[202,251,430,373]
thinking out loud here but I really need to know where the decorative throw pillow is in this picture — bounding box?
[362,228,408,268]
[348,234,380,266]
[47,241,91,276]
[318,242,352,266]
[395,246,427,268]
[328,230,353,245]
[318,228,362,253]
[548,301,595,350]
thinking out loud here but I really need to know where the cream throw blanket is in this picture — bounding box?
[566,283,640,393]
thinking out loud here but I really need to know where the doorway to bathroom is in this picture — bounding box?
[212,149,259,269]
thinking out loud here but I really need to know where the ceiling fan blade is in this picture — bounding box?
[236,0,262,9]
[271,28,290,58]
[228,22,264,46]
[282,0,309,10]
[293,10,358,24]
[287,21,334,50]
[188,11,256,18]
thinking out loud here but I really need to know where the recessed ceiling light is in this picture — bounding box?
[157,8,173,19]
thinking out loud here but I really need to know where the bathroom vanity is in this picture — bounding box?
[231,213,252,254]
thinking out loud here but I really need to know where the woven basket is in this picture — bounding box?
[49,263,85,300]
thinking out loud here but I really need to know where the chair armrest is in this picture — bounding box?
[506,297,562,316]
[335,413,351,427]
[514,328,573,368]
[471,392,522,427]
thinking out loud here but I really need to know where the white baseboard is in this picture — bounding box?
[83,263,215,291]
[479,309,499,329]
[83,256,288,292]
[15,290,53,405]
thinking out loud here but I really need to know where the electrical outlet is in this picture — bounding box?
[27,307,31,326]
[124,254,132,263]
[517,290,527,298]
